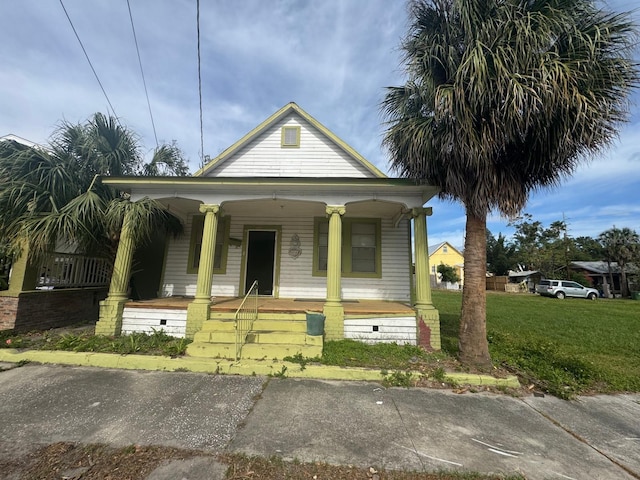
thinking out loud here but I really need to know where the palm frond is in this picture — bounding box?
[105,197,183,248]
[382,0,639,218]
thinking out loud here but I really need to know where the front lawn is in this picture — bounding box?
[2,291,638,398]
[434,290,640,397]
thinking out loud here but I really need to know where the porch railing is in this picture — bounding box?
[37,252,111,289]
[234,280,259,361]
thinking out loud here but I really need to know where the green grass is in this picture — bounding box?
[433,290,640,398]
[320,338,447,369]
[0,328,192,357]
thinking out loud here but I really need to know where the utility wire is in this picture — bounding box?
[197,0,205,169]
[127,0,159,148]
[59,0,119,121]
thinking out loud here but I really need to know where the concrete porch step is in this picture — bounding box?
[186,341,236,359]
[193,330,237,343]
[252,318,307,332]
[187,337,323,361]
[189,313,322,361]
[239,342,323,361]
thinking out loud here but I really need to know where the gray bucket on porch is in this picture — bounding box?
[305,311,325,336]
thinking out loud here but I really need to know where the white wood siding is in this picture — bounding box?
[122,308,186,338]
[344,317,417,345]
[206,115,375,178]
[161,215,411,302]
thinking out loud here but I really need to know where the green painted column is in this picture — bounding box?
[186,204,220,338]
[95,209,137,336]
[412,207,441,350]
[5,238,38,295]
[323,205,345,340]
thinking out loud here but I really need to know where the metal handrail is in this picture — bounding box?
[234,280,259,361]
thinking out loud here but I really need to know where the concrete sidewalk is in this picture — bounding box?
[0,364,638,479]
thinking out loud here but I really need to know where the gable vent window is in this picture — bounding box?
[281,126,300,148]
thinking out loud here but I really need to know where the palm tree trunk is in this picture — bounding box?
[621,267,628,298]
[458,211,492,369]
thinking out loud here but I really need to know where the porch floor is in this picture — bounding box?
[125,296,415,316]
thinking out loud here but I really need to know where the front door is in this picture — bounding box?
[245,230,276,295]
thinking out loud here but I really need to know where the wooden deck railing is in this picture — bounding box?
[234,280,258,361]
[37,253,111,289]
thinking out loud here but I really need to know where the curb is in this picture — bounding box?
[0,349,521,388]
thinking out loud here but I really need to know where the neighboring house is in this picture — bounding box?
[95,103,441,359]
[507,270,541,293]
[428,241,464,289]
[0,134,40,149]
[569,261,638,297]
[0,135,110,332]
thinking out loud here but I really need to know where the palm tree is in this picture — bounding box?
[0,113,187,263]
[599,227,640,297]
[382,0,638,368]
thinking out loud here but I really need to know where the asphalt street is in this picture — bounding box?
[0,363,638,479]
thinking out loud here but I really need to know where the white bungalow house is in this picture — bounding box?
[95,103,440,360]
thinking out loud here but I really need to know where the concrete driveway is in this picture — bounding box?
[1,364,638,480]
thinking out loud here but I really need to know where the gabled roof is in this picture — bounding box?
[194,102,386,178]
[570,261,639,274]
[1,134,40,148]
[428,241,464,257]
[508,270,540,278]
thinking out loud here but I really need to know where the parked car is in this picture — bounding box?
[536,279,599,300]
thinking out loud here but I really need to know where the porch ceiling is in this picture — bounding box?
[157,198,407,219]
[223,199,404,218]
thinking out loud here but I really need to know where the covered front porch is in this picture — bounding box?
[94,176,441,358]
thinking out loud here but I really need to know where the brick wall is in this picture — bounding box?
[0,296,19,331]
[0,288,108,332]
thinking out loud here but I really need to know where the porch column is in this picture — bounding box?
[412,207,441,350]
[5,238,38,295]
[323,205,345,340]
[95,209,137,336]
[186,204,220,338]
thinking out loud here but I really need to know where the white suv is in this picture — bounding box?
[536,280,599,300]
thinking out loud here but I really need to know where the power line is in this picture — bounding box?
[59,0,119,120]
[127,0,159,148]
[197,0,205,169]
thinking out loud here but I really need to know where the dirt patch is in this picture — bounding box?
[0,442,521,480]
[0,442,209,480]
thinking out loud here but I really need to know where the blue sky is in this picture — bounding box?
[1,0,639,249]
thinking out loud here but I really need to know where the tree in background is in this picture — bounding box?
[599,227,640,297]
[383,0,637,368]
[486,231,515,276]
[573,236,605,262]
[0,113,188,262]
[437,263,461,284]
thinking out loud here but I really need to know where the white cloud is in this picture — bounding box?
[1,0,638,243]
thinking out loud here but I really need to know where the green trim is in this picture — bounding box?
[239,225,282,298]
[312,217,327,277]
[191,102,386,178]
[313,217,382,279]
[102,176,423,187]
[281,126,301,148]
[186,214,230,275]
